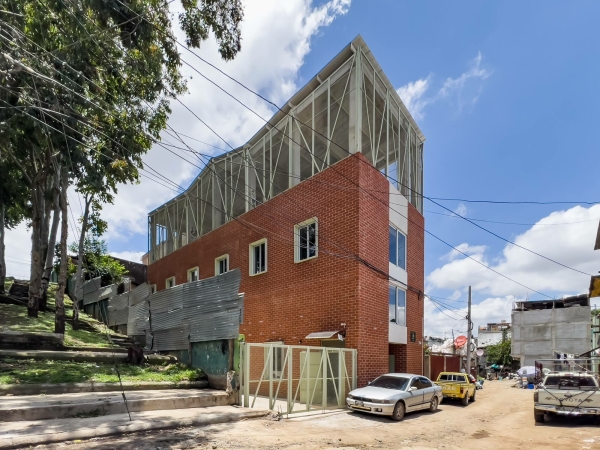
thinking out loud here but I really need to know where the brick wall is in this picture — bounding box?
[406,203,425,375]
[147,153,424,384]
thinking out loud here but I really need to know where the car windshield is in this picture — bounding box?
[369,376,410,390]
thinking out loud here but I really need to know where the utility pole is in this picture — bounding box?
[466,286,472,376]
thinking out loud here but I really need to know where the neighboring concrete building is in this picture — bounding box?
[511,295,591,366]
[145,36,426,385]
[476,320,511,348]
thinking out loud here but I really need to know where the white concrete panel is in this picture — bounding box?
[555,339,592,354]
[389,263,407,287]
[520,310,553,325]
[389,323,407,344]
[389,183,408,235]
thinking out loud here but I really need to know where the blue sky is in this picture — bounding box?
[5,0,599,336]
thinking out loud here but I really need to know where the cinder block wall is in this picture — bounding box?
[148,154,425,385]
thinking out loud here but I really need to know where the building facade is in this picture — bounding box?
[511,295,591,366]
[146,36,425,385]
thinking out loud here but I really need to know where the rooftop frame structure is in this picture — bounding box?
[148,36,425,263]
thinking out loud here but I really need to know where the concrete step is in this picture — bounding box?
[0,349,176,364]
[0,405,270,449]
[0,389,233,422]
[0,380,208,396]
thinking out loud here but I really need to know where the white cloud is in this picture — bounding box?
[396,52,491,119]
[454,202,468,217]
[428,205,600,298]
[110,251,145,263]
[425,295,515,337]
[441,242,487,262]
[396,76,431,120]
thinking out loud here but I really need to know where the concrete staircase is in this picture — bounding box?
[0,389,234,422]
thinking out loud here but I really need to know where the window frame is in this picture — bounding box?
[150,284,157,294]
[249,238,268,276]
[294,217,318,263]
[389,283,407,326]
[165,276,176,289]
[389,224,407,270]
[215,254,230,276]
[187,267,199,283]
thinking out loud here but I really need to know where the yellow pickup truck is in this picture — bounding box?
[435,372,477,405]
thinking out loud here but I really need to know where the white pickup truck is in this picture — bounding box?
[534,372,600,422]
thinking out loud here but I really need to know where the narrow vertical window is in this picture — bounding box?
[396,288,406,326]
[250,239,267,275]
[389,225,406,270]
[295,218,318,262]
[150,285,157,294]
[389,284,397,323]
[389,225,397,265]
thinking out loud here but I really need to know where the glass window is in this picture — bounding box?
[187,267,199,282]
[396,288,406,326]
[165,277,175,289]
[389,284,406,326]
[389,225,397,266]
[296,219,317,262]
[419,377,432,388]
[150,285,156,294]
[215,255,229,275]
[250,239,267,275]
[389,225,406,270]
[389,284,397,323]
[370,376,410,390]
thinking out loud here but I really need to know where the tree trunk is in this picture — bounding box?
[72,195,91,330]
[38,177,52,312]
[28,184,43,318]
[0,199,5,295]
[54,168,68,334]
[41,168,61,304]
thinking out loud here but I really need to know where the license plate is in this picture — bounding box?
[355,400,364,406]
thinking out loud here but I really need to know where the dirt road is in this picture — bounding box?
[39,381,600,449]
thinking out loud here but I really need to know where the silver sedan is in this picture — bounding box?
[346,373,443,421]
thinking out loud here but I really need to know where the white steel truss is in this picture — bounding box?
[148,37,425,263]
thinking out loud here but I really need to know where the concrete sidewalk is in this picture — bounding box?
[0,405,269,449]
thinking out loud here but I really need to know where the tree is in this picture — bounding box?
[69,237,128,287]
[54,167,69,334]
[486,340,513,367]
[0,0,244,317]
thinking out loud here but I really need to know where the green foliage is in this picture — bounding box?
[68,237,127,285]
[486,339,513,366]
[592,308,600,317]
[0,358,205,384]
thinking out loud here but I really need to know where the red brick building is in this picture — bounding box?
[146,36,425,385]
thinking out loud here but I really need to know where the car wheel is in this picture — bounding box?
[534,410,545,423]
[461,393,469,406]
[471,389,476,402]
[391,401,405,421]
[429,396,439,412]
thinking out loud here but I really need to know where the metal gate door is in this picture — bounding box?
[240,343,357,415]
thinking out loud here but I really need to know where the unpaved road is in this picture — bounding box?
[39,381,600,449]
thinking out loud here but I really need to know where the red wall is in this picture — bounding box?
[147,153,424,385]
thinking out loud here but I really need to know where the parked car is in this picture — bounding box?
[435,372,477,405]
[346,373,442,421]
[534,371,600,423]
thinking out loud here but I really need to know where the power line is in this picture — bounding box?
[425,209,600,226]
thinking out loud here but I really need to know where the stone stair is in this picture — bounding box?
[0,389,235,422]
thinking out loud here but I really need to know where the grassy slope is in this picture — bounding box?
[0,283,126,347]
[0,281,206,385]
[0,358,205,384]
